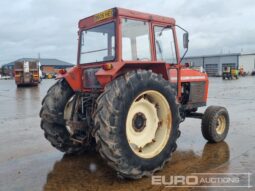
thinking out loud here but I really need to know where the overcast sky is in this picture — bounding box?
[1,0,255,66]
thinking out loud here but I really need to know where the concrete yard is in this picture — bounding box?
[0,78,254,191]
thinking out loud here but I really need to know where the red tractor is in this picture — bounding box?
[40,8,229,179]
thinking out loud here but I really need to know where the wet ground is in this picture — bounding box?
[0,77,254,191]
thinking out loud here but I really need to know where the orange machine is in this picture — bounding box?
[40,8,229,179]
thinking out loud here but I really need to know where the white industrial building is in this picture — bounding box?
[183,53,255,76]
[239,53,255,74]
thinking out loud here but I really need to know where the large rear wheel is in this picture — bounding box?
[94,70,181,179]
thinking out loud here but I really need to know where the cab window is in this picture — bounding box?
[122,19,151,61]
[80,22,115,64]
[154,26,177,63]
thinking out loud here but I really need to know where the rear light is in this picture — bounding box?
[15,71,20,77]
[59,69,67,75]
[102,63,113,70]
[33,71,38,76]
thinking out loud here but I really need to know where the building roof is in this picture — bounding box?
[240,52,255,56]
[184,53,241,59]
[3,58,74,67]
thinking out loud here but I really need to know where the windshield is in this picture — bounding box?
[80,22,115,64]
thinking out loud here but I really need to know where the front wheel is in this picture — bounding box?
[94,70,181,179]
[201,106,229,143]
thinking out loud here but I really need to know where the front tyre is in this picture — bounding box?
[201,106,229,143]
[94,70,181,179]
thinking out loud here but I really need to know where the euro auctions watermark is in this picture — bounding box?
[152,173,253,188]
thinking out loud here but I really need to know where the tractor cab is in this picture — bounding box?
[78,8,178,65]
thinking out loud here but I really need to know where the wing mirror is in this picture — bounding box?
[183,32,189,49]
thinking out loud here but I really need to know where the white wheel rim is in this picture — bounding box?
[216,115,226,135]
[64,95,75,135]
[126,90,172,159]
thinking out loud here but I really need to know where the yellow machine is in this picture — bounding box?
[231,68,239,79]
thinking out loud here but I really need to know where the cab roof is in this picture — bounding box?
[79,7,176,29]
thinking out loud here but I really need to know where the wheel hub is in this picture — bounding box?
[132,112,147,132]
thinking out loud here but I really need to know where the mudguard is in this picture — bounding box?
[56,66,82,91]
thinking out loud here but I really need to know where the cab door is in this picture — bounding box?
[153,26,177,64]
[152,25,178,89]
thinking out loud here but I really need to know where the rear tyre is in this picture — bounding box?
[40,79,90,154]
[201,106,229,143]
[94,70,181,179]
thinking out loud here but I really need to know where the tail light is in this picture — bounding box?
[15,71,20,77]
[102,63,113,70]
[33,71,38,76]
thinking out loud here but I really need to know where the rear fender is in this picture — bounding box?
[96,62,169,87]
[56,66,82,91]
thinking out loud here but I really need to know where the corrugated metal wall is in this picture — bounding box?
[183,54,239,76]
